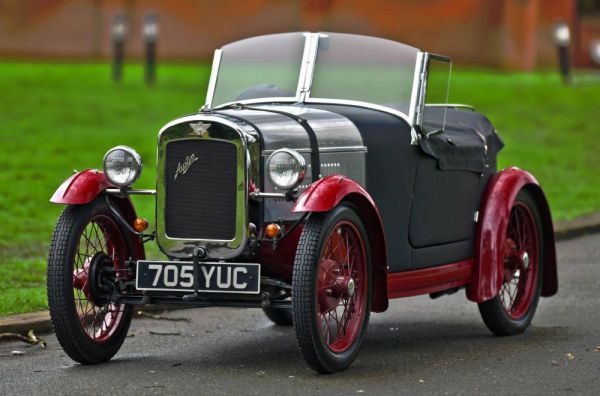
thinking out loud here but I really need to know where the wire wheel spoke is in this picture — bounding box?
[501,202,538,319]
[71,215,127,343]
[316,221,367,353]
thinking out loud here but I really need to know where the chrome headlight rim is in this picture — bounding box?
[266,148,306,191]
[102,145,143,187]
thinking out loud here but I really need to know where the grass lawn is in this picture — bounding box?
[0,62,598,316]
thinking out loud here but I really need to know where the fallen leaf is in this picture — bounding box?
[565,353,575,360]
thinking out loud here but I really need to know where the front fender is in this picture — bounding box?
[293,175,389,312]
[50,169,113,204]
[467,167,557,303]
[50,169,145,260]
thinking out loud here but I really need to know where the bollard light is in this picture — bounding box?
[590,40,600,67]
[553,21,571,84]
[111,13,127,82]
[553,22,571,47]
[143,13,158,85]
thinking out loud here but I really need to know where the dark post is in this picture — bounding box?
[553,21,571,84]
[143,13,158,85]
[112,13,127,82]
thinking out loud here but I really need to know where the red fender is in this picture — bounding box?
[50,169,145,260]
[467,167,557,303]
[293,175,389,312]
[50,169,113,204]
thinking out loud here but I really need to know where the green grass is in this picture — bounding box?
[0,62,598,316]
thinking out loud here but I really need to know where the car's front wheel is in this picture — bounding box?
[292,204,371,373]
[47,198,134,364]
[478,190,543,335]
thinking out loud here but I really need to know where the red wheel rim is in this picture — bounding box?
[316,220,367,353]
[500,202,539,320]
[71,215,128,343]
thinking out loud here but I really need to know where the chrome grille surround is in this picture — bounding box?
[156,115,248,260]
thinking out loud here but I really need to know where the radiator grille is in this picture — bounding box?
[165,139,237,240]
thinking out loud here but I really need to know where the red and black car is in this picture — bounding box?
[47,32,558,373]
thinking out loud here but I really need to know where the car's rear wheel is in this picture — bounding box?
[47,198,134,364]
[292,204,371,373]
[478,190,543,336]
[262,307,293,326]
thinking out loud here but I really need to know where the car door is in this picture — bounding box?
[407,54,484,269]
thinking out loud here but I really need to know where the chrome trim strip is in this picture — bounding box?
[213,97,301,111]
[262,145,368,155]
[298,33,321,102]
[156,115,249,260]
[216,97,412,129]
[304,98,412,125]
[415,52,430,129]
[249,191,287,199]
[296,32,314,99]
[408,51,425,127]
[408,52,425,145]
[204,49,222,110]
[106,188,156,195]
[427,103,475,111]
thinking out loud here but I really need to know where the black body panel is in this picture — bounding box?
[311,104,498,272]
[312,104,419,271]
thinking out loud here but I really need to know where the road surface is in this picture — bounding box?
[1,233,599,395]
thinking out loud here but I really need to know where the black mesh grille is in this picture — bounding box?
[165,139,237,240]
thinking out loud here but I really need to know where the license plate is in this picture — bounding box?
[136,261,260,294]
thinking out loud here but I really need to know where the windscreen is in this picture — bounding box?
[211,32,306,106]
[422,56,452,134]
[309,33,419,114]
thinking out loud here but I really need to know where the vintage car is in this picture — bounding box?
[47,32,558,373]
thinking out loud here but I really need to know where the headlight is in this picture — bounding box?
[266,148,306,190]
[103,145,142,187]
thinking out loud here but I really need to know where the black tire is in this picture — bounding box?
[292,204,372,373]
[47,198,134,364]
[262,307,293,326]
[478,190,543,336]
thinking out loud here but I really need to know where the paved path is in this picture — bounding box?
[1,234,599,395]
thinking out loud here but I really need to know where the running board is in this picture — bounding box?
[387,259,474,299]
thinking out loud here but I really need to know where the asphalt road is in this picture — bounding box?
[1,233,599,395]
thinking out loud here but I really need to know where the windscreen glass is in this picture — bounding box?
[310,33,419,114]
[211,32,306,106]
[422,57,452,134]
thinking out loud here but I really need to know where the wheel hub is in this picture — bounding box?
[333,276,355,298]
[73,252,114,306]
